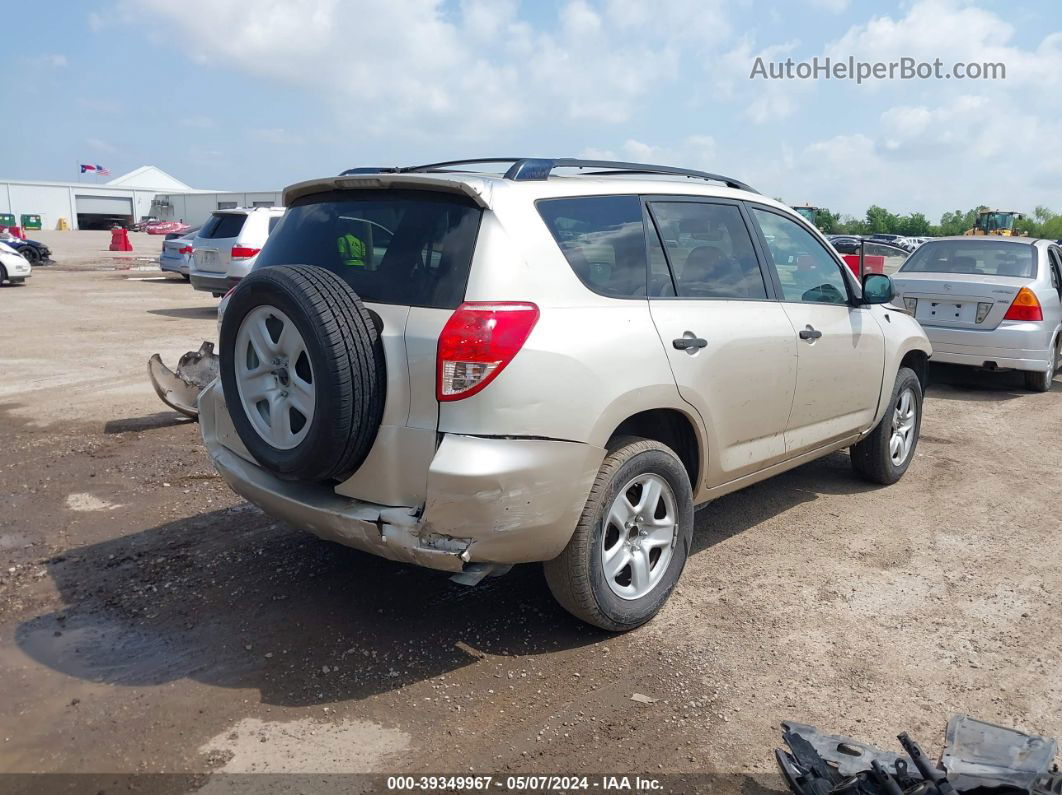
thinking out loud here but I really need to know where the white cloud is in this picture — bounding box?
[129,0,729,135]
[88,11,104,31]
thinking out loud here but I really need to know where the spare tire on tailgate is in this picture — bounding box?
[219,265,385,482]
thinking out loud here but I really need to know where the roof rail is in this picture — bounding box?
[338,158,757,193]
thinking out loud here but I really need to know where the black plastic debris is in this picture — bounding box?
[775,715,1061,795]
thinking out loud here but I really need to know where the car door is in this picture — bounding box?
[748,206,886,455]
[645,198,798,485]
[1046,247,1062,356]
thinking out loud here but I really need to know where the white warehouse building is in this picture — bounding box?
[0,166,282,231]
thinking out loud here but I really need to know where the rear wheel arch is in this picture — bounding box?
[607,408,701,493]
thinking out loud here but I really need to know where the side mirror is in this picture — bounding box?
[862,273,894,305]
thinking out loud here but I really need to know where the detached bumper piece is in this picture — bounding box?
[776,715,1060,795]
[148,341,219,419]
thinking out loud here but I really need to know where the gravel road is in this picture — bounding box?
[1,252,1059,793]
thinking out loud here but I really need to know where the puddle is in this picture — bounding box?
[16,614,204,686]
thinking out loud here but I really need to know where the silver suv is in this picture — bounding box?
[189,206,286,297]
[198,158,932,630]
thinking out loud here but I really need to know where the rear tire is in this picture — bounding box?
[0,264,6,285]
[544,436,694,632]
[219,265,385,482]
[1023,343,1057,392]
[851,366,922,485]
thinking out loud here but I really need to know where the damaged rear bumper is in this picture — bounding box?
[198,382,603,573]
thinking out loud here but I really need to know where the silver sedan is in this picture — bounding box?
[891,237,1062,391]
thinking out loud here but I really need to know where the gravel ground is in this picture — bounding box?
[1,252,1060,793]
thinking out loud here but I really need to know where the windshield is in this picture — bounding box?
[254,189,481,309]
[899,240,1035,278]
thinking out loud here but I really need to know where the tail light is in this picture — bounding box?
[903,297,917,314]
[436,302,539,401]
[178,245,193,256]
[231,245,261,260]
[1003,287,1043,322]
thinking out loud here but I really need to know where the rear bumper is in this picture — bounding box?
[190,272,238,295]
[160,259,188,275]
[198,382,603,571]
[924,323,1055,372]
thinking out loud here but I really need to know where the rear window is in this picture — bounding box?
[199,213,247,239]
[253,190,481,309]
[537,195,647,298]
[900,240,1036,278]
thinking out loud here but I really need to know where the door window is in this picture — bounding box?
[648,202,767,299]
[752,208,850,305]
[1049,248,1062,299]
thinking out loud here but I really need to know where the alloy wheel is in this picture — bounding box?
[601,473,678,600]
[234,305,315,450]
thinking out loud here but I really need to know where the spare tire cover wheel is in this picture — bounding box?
[219,265,386,482]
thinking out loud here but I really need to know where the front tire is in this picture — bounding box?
[544,436,694,632]
[850,366,922,485]
[19,247,39,265]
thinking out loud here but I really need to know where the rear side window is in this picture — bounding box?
[900,241,1036,278]
[537,195,647,298]
[254,190,481,310]
[199,213,247,239]
[648,201,767,299]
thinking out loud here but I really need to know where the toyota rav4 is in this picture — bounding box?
[199,158,932,631]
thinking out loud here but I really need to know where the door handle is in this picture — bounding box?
[798,325,822,341]
[673,335,708,351]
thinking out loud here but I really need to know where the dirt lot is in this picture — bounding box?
[1,244,1060,793]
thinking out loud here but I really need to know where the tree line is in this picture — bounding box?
[804,205,1062,239]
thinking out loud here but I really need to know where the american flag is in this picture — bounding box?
[96,164,111,175]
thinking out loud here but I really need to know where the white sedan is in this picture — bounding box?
[0,241,30,286]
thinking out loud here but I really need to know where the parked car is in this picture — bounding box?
[188,207,285,297]
[891,237,1062,391]
[145,220,191,236]
[194,158,932,631]
[159,227,200,280]
[0,230,51,265]
[0,240,31,285]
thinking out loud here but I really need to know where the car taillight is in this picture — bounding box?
[436,302,539,401]
[231,246,261,259]
[179,245,193,256]
[1003,287,1043,321]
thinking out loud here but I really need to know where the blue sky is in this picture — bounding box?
[4,0,1061,219]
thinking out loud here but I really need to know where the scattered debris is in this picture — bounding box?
[631,693,657,704]
[776,715,1060,794]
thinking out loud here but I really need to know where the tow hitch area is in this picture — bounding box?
[776,715,1059,795]
[148,341,219,419]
